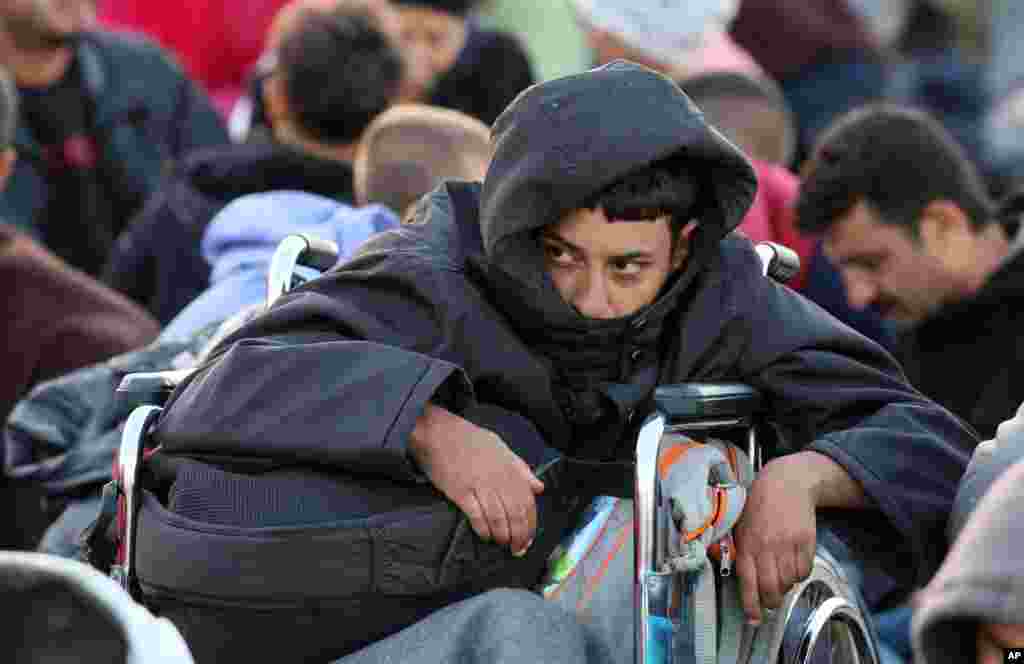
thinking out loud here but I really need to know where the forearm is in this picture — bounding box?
[782,450,870,510]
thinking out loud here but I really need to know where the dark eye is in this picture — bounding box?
[543,243,574,266]
[611,259,645,275]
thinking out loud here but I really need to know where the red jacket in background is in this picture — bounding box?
[97,0,288,115]
[736,160,814,292]
[0,223,160,422]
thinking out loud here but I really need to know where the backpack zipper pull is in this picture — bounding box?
[719,535,734,577]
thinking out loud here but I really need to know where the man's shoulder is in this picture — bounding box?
[363,181,485,271]
[78,30,189,86]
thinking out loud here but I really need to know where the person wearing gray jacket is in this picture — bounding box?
[913,400,1024,663]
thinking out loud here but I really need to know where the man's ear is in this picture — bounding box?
[0,148,16,190]
[919,200,974,275]
[671,220,700,269]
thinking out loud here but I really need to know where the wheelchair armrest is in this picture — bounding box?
[653,382,763,423]
[115,369,197,410]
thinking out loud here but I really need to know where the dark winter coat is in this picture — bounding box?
[155,62,973,596]
[102,142,356,324]
[0,223,159,425]
[895,243,1024,441]
[0,30,229,243]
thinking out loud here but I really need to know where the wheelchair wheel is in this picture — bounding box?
[748,546,880,664]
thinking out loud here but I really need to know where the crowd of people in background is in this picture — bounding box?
[1,0,1023,663]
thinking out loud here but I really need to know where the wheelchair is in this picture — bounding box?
[105,235,880,664]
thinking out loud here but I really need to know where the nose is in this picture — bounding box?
[572,272,616,320]
[843,271,879,310]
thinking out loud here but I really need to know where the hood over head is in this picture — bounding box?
[202,191,398,283]
[477,61,757,446]
[480,60,757,325]
[912,458,1024,664]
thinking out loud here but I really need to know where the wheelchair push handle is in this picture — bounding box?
[266,233,341,307]
[755,241,800,283]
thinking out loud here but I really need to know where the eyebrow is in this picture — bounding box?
[834,251,888,269]
[540,231,654,261]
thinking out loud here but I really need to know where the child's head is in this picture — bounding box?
[679,71,796,166]
[355,103,491,217]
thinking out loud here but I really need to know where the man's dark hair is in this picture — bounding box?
[0,66,17,149]
[582,155,702,245]
[277,9,403,145]
[797,105,994,236]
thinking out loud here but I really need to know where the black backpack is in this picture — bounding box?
[86,400,602,664]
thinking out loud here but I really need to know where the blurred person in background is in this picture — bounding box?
[729,0,886,161]
[97,0,291,116]
[984,0,1024,193]
[0,65,158,550]
[679,71,814,289]
[797,105,1022,441]
[680,69,893,348]
[884,1,988,181]
[103,7,404,325]
[679,71,796,168]
[0,0,229,277]
[391,0,534,126]
[570,0,764,82]
[354,103,491,220]
[230,0,405,142]
[913,453,1024,663]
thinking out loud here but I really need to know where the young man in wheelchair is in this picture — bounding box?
[155,61,974,657]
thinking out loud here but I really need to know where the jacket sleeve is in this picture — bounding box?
[948,400,1024,542]
[739,277,975,586]
[153,255,476,481]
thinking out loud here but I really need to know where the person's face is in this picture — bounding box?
[824,199,959,324]
[1,0,95,50]
[977,622,1024,664]
[541,207,697,320]
[393,5,466,99]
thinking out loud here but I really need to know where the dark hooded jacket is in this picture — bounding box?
[895,240,1024,441]
[155,62,973,593]
[101,142,356,324]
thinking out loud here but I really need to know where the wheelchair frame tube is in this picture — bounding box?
[117,405,163,595]
[635,413,666,664]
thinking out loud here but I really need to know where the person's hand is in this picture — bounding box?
[732,454,817,625]
[409,403,545,556]
[977,622,1024,664]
